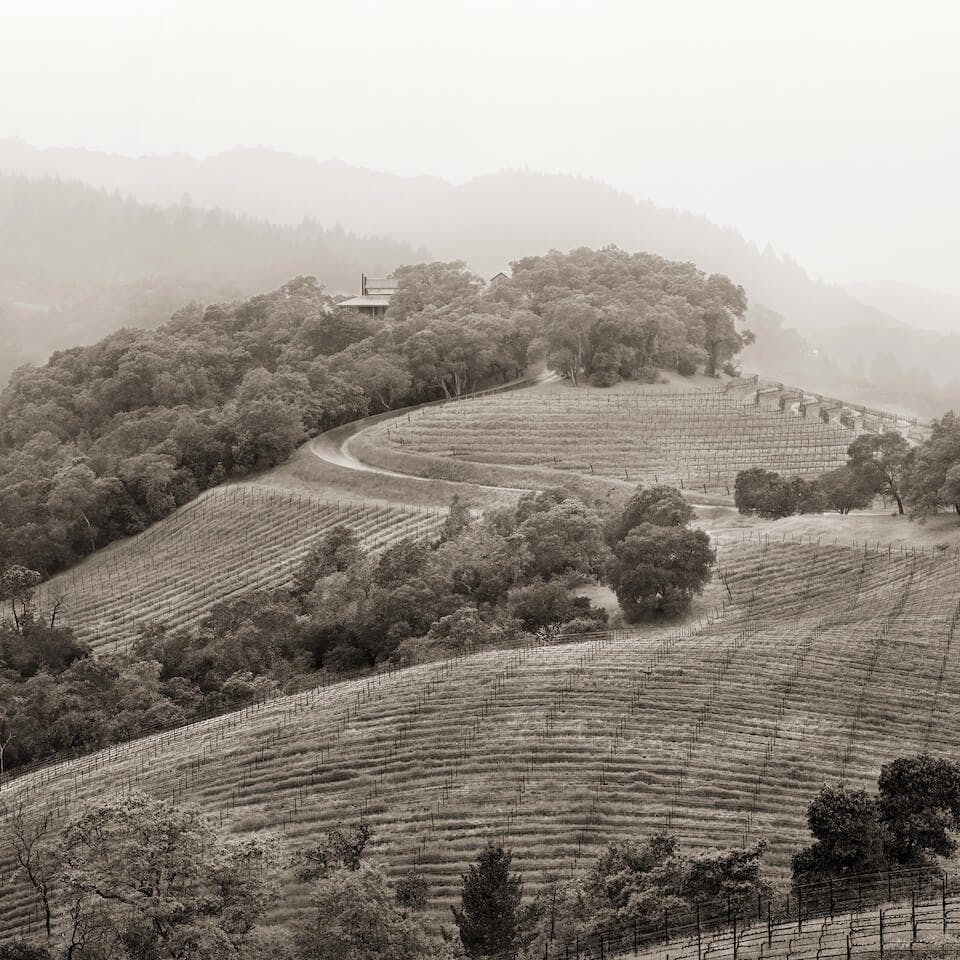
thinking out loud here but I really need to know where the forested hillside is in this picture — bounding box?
[0,250,747,576]
[5,141,954,387]
[0,174,421,383]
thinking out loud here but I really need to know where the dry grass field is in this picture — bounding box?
[3,535,959,946]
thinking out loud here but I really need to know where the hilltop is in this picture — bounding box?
[3,254,960,959]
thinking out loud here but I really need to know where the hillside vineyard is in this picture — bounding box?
[9,485,445,653]
[370,388,855,494]
[3,536,959,943]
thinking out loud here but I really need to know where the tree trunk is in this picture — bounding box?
[80,510,97,554]
[894,493,904,515]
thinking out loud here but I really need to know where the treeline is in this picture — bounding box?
[0,485,713,775]
[736,418,960,520]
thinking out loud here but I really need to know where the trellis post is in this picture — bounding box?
[943,873,948,933]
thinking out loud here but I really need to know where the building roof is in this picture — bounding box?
[338,295,392,308]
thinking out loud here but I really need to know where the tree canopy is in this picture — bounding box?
[905,412,960,517]
[509,246,751,385]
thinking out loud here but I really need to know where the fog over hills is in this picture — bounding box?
[2,138,958,413]
[0,169,422,383]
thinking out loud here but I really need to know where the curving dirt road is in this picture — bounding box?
[308,370,560,492]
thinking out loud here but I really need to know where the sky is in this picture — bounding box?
[1,0,959,295]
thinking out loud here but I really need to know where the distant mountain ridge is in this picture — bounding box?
[0,139,901,334]
[2,139,958,411]
[0,170,423,383]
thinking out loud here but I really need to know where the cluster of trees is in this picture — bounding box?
[792,754,960,884]
[734,467,870,519]
[735,421,960,521]
[2,793,768,960]
[908,412,960,517]
[3,791,278,960]
[509,246,752,384]
[0,484,713,776]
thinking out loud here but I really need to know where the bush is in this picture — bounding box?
[735,469,825,519]
[734,468,797,518]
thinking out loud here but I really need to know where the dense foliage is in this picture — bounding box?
[453,845,527,958]
[792,754,960,884]
[509,246,752,384]
[905,412,960,517]
[0,250,746,577]
[604,485,714,619]
[734,468,826,519]
[3,791,275,959]
[0,269,534,574]
[737,418,960,522]
[521,834,768,957]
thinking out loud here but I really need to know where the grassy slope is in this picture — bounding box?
[3,536,960,943]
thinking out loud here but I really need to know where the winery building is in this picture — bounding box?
[337,274,399,318]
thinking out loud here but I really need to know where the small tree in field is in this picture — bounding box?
[607,524,714,620]
[59,791,274,959]
[454,844,526,958]
[847,432,913,514]
[818,465,876,514]
[606,485,694,544]
[791,786,886,884]
[878,754,960,864]
[0,566,43,633]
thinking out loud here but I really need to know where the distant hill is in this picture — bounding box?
[0,172,422,383]
[845,280,960,336]
[3,140,959,411]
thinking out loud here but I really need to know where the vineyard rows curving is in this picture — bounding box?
[374,390,854,493]
[3,537,960,944]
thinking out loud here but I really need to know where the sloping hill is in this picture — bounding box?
[12,484,444,654]
[349,382,855,498]
[3,537,958,944]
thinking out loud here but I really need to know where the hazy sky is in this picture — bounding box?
[2,0,959,294]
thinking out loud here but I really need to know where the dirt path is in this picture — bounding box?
[307,369,560,498]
